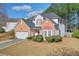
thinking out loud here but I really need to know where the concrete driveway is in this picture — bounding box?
[0,39,23,49]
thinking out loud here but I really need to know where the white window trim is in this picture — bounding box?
[35,19,43,26]
[34,15,44,27]
[43,30,52,37]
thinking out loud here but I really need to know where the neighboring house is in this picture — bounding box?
[6,22,17,32]
[4,12,66,39]
[4,19,20,32]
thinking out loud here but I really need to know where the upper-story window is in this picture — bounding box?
[36,19,42,26]
[33,15,44,26]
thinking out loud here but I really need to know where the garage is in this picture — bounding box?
[15,32,29,39]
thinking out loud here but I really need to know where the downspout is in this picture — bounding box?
[58,18,61,36]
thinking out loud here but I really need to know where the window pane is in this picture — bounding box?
[44,31,47,37]
[36,19,42,25]
[48,31,51,36]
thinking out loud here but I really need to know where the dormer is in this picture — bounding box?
[33,14,44,27]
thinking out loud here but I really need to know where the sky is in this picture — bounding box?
[4,3,51,18]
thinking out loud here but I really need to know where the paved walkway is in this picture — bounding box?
[0,39,22,49]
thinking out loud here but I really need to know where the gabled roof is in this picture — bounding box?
[42,18,59,30]
[15,20,31,32]
[6,12,64,30]
[25,20,35,28]
[41,12,59,19]
[40,13,65,24]
[24,12,60,29]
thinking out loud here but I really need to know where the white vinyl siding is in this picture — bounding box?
[59,23,65,37]
[52,19,58,24]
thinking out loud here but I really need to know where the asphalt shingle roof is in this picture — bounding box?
[41,12,59,19]
[6,12,61,30]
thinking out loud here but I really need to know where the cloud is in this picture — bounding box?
[27,10,43,17]
[12,5,32,11]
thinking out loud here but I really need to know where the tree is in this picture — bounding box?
[45,3,79,32]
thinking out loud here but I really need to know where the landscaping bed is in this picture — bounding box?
[27,35,62,43]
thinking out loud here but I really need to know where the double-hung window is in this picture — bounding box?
[43,30,52,37]
[36,19,42,26]
[48,30,51,36]
[44,31,47,37]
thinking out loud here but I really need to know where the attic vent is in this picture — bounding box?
[21,28,22,30]
[46,20,49,23]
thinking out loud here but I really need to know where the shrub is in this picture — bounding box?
[0,27,5,33]
[53,35,62,42]
[27,36,32,40]
[32,36,37,41]
[36,35,43,42]
[32,35,43,42]
[46,36,54,43]
[46,35,62,42]
[72,30,79,38]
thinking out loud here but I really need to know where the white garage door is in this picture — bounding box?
[15,32,29,39]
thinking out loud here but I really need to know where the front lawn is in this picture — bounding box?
[0,37,79,56]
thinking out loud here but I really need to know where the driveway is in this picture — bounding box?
[0,39,23,49]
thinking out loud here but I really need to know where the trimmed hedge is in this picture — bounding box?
[36,35,43,42]
[32,35,43,42]
[27,35,62,43]
[53,35,62,42]
[32,36,37,41]
[72,30,79,38]
[27,36,32,40]
[46,36,54,42]
[46,35,62,43]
